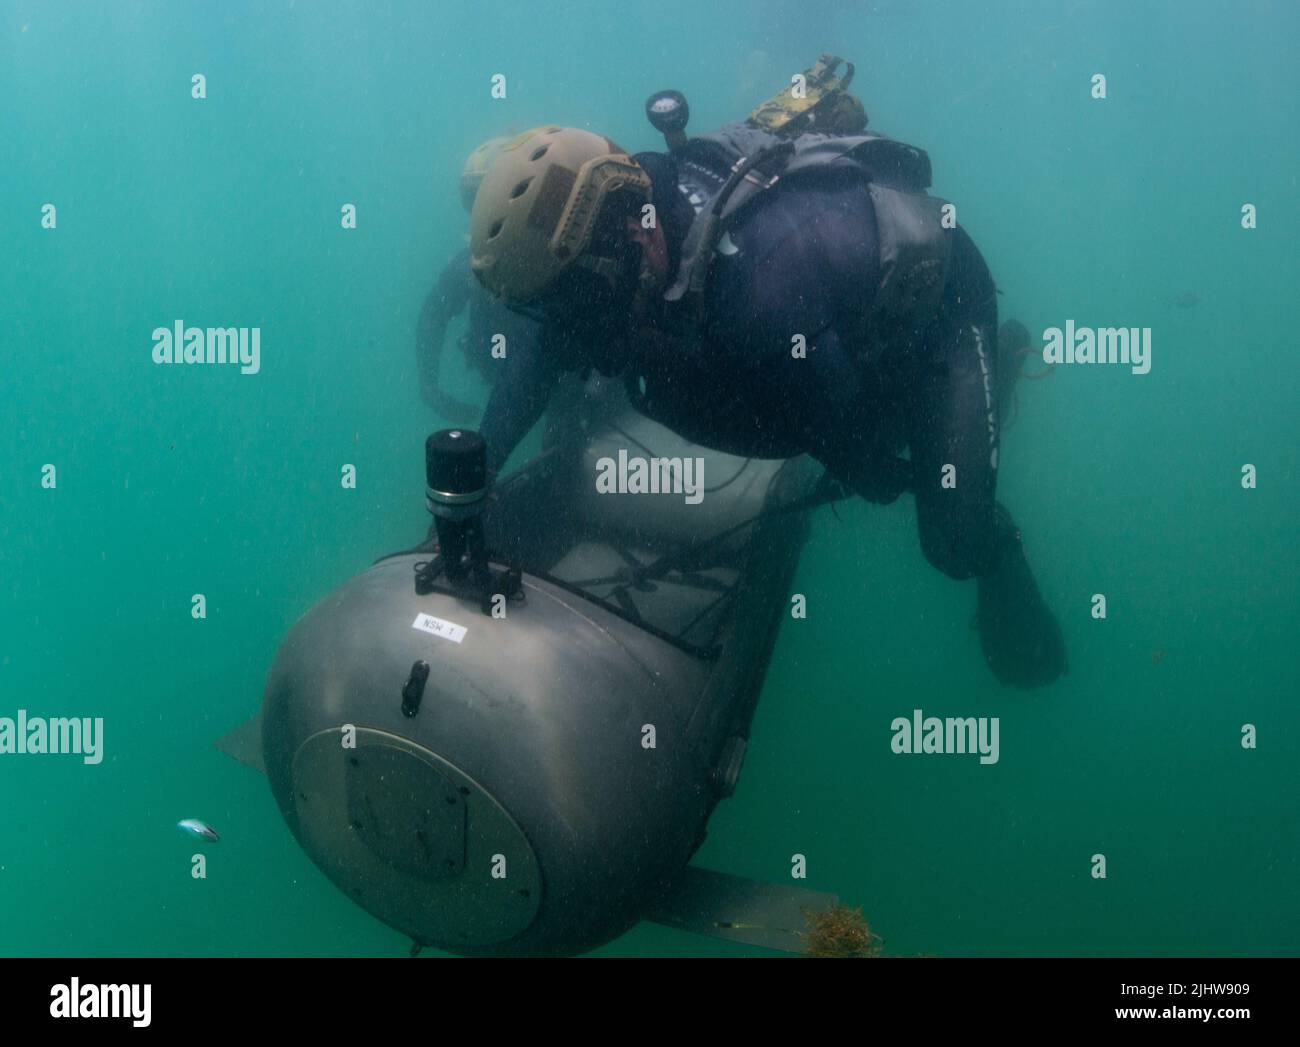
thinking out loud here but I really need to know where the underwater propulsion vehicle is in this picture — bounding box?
[217,380,842,956]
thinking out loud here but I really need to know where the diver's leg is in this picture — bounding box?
[908,308,1002,580]
[976,503,1068,687]
[908,280,1066,688]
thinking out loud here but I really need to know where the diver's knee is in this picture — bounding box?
[918,526,982,581]
[918,505,1007,580]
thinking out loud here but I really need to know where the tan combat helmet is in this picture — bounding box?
[469,125,652,304]
[460,136,511,212]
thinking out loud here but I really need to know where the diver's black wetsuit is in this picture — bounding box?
[480,153,1005,581]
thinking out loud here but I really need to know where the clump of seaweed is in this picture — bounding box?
[801,904,882,958]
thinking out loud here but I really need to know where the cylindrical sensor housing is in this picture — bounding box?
[426,429,488,520]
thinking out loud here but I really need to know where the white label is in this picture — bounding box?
[412,613,467,644]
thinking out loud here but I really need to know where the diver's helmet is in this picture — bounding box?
[468,126,652,305]
[459,136,511,212]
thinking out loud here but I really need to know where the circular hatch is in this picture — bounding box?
[291,728,541,949]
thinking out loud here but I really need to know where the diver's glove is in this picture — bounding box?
[976,504,1067,688]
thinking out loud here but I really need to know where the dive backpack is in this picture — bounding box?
[663,121,954,347]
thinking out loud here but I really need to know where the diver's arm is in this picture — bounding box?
[416,251,479,420]
[478,326,563,476]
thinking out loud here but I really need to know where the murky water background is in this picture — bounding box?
[2,0,1296,956]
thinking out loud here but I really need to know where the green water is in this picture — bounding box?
[1,0,1296,957]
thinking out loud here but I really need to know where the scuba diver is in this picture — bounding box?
[465,57,1067,689]
[414,137,541,423]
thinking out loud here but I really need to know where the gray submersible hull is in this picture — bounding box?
[220,395,835,955]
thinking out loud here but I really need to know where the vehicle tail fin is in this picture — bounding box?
[214,712,265,775]
[644,864,840,954]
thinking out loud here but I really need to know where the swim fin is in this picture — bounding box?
[976,505,1066,688]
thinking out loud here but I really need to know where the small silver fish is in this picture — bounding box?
[177,818,220,842]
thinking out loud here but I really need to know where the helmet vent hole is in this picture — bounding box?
[488,219,504,240]
[530,146,549,161]
[509,178,533,199]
